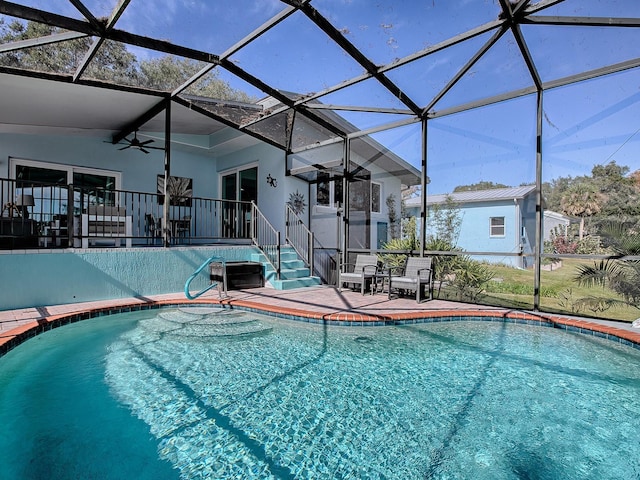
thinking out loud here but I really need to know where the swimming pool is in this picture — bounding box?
[1,306,639,479]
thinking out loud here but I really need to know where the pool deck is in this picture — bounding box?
[1,285,640,355]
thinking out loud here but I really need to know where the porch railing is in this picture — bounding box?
[285,204,313,274]
[0,177,256,248]
[252,202,280,280]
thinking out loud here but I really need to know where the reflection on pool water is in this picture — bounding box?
[1,306,639,479]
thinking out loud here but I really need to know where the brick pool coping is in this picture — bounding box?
[2,295,639,357]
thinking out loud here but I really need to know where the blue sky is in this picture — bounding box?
[4,0,640,193]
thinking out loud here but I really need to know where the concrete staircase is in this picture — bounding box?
[251,246,321,290]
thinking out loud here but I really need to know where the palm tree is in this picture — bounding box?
[560,183,603,240]
[574,222,640,311]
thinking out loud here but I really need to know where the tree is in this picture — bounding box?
[630,169,640,190]
[0,19,138,82]
[560,182,603,240]
[386,193,399,239]
[428,195,462,246]
[140,56,256,102]
[543,175,576,212]
[590,161,640,220]
[0,20,255,102]
[453,181,509,192]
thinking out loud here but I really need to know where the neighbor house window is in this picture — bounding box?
[371,182,381,213]
[490,217,505,237]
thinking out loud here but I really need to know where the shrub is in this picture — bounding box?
[574,235,605,255]
[552,236,578,254]
[448,257,494,301]
[379,237,414,269]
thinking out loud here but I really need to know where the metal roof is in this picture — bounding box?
[405,185,537,206]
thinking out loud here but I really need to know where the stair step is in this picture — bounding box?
[268,276,321,290]
[263,260,306,270]
[252,246,319,290]
[282,259,305,268]
[265,267,311,281]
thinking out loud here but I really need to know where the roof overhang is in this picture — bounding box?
[0,72,260,156]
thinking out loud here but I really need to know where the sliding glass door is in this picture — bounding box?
[221,166,257,238]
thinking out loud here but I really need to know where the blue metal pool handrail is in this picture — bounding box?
[184,256,227,300]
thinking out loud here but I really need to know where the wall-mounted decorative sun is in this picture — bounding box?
[288,190,307,215]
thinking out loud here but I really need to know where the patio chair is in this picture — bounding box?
[340,254,379,295]
[172,215,191,244]
[388,256,433,303]
[144,213,162,245]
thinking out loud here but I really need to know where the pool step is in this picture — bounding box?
[151,307,272,338]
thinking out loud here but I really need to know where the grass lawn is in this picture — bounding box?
[437,258,639,323]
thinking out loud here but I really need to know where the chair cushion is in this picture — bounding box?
[341,272,365,283]
[390,276,419,287]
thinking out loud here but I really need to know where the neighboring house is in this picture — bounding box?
[542,210,571,242]
[404,186,538,268]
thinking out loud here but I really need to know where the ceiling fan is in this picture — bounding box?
[117,131,164,154]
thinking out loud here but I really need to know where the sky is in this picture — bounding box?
[2,0,640,193]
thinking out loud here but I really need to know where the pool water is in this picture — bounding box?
[1,307,639,479]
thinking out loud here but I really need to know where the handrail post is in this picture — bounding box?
[308,231,313,275]
[276,231,281,280]
[284,203,314,272]
[184,256,227,300]
[251,202,256,241]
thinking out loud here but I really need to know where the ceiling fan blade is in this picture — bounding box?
[140,148,150,154]
[139,139,154,146]
[118,145,129,150]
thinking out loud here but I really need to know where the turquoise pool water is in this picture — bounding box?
[1,306,639,479]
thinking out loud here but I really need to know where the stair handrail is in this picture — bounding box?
[251,202,281,280]
[184,255,228,300]
[285,204,314,275]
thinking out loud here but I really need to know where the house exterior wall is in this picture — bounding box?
[543,211,570,242]
[0,132,299,240]
[451,201,522,267]
[215,142,297,236]
[1,131,411,250]
[0,132,218,198]
[520,194,537,267]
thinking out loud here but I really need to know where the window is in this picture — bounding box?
[10,158,121,219]
[371,182,381,213]
[490,217,505,237]
[316,172,343,208]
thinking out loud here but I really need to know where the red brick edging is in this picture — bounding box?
[2,298,639,357]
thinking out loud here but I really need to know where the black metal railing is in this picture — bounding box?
[252,202,280,279]
[285,204,314,273]
[0,177,256,249]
